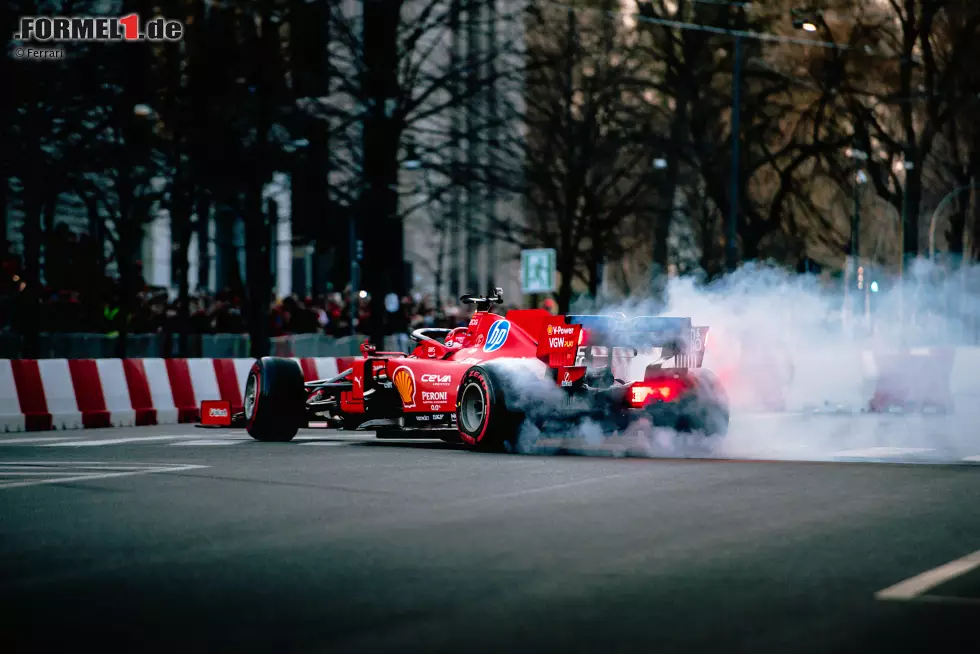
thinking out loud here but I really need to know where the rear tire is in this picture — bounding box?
[245,357,306,442]
[691,370,729,437]
[456,366,524,452]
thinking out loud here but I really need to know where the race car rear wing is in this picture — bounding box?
[565,315,709,368]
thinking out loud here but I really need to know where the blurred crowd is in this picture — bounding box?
[0,227,487,338]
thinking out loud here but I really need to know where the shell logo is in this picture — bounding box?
[392,366,416,408]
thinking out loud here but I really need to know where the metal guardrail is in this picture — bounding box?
[0,333,413,359]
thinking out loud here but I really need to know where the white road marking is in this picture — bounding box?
[301,441,359,446]
[0,471,101,476]
[0,461,202,470]
[0,436,82,445]
[42,436,190,447]
[0,463,152,471]
[833,447,934,458]
[295,438,373,443]
[171,439,239,446]
[0,464,209,490]
[876,549,980,601]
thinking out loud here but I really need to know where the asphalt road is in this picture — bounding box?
[2,417,979,653]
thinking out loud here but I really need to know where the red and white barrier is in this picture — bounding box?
[5,349,970,433]
[868,347,956,412]
[0,357,349,433]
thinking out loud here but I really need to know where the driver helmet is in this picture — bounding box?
[444,327,468,348]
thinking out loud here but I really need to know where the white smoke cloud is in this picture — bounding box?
[501,259,980,462]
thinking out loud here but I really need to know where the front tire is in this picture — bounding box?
[456,366,524,452]
[245,357,306,442]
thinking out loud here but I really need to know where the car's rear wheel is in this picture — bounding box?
[245,357,306,442]
[456,366,524,452]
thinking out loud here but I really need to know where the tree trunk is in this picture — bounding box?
[196,195,211,292]
[362,0,402,348]
[588,218,601,300]
[557,248,575,313]
[114,185,133,360]
[20,177,43,357]
[83,192,105,272]
[244,2,276,359]
[173,185,194,358]
[903,166,923,258]
[557,7,576,315]
[653,6,692,298]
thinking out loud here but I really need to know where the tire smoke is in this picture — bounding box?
[509,260,980,461]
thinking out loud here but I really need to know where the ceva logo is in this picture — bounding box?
[483,320,511,352]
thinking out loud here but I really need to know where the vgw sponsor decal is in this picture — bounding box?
[546,323,577,349]
[421,374,451,383]
[422,391,448,402]
[483,320,511,352]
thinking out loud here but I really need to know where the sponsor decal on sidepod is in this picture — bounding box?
[392,366,417,408]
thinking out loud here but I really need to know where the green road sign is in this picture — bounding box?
[521,248,557,294]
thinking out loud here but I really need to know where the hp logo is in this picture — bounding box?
[483,320,511,352]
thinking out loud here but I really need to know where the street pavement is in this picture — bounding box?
[1,415,979,653]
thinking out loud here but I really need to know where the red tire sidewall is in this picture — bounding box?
[457,369,492,446]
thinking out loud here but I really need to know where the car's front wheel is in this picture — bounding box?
[245,357,306,442]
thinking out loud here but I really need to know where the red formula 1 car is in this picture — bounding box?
[238,289,729,451]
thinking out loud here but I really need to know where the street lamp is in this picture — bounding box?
[791,9,820,33]
[847,147,868,259]
[727,29,743,273]
[899,157,914,277]
[133,103,154,118]
[842,147,868,328]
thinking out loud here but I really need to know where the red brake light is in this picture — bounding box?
[628,378,688,407]
[578,328,587,346]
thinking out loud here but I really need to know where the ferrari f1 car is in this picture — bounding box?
[239,289,729,451]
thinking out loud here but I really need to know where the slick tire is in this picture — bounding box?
[692,370,730,437]
[245,357,306,442]
[673,398,729,439]
[694,402,730,438]
[456,365,525,452]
